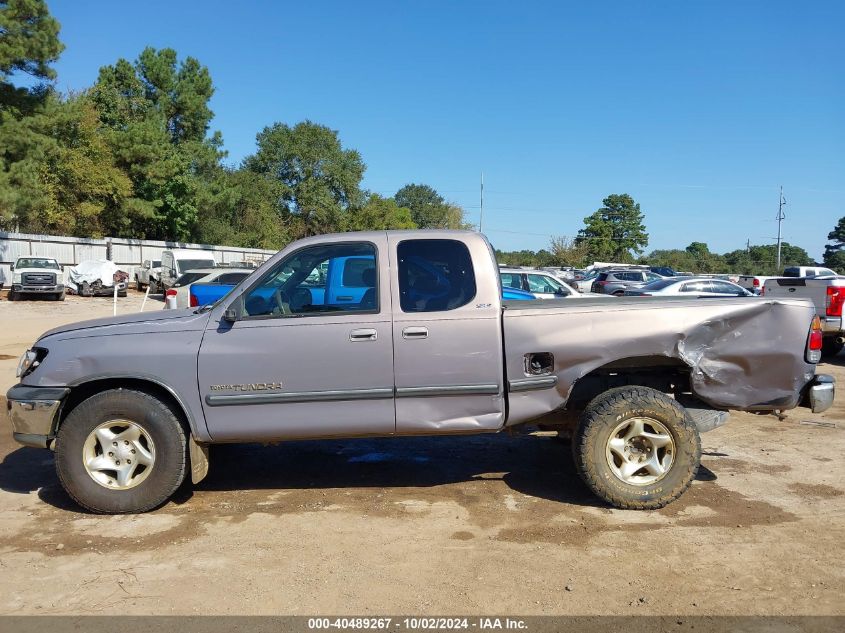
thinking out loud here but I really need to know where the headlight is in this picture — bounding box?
[16,348,46,378]
[12,273,21,283]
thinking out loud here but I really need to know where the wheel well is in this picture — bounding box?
[59,378,192,436]
[567,356,692,410]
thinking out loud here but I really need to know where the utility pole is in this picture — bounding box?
[776,186,786,270]
[479,171,484,233]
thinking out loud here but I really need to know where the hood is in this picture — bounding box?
[39,308,211,342]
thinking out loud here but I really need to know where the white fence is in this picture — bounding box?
[0,231,276,285]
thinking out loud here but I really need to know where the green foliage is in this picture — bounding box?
[575,193,649,262]
[394,183,467,229]
[0,0,63,84]
[823,217,845,272]
[347,194,416,231]
[246,120,365,237]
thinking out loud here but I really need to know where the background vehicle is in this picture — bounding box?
[625,277,753,297]
[783,266,837,278]
[591,269,663,295]
[67,260,128,297]
[164,268,253,309]
[763,275,845,356]
[159,249,217,291]
[649,266,678,277]
[8,257,65,301]
[134,259,162,291]
[572,270,600,292]
[7,230,831,515]
[500,268,608,299]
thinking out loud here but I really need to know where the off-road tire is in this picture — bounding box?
[55,389,187,514]
[821,338,844,358]
[572,386,701,510]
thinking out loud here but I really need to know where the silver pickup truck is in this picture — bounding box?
[6,230,834,514]
[764,275,845,356]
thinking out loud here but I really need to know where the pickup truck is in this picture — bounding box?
[7,257,65,301]
[763,275,845,356]
[7,230,834,514]
[134,259,162,292]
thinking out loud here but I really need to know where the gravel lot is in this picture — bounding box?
[0,292,842,615]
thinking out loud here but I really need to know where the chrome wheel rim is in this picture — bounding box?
[82,420,155,490]
[605,417,675,486]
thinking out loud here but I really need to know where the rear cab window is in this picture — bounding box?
[397,239,476,312]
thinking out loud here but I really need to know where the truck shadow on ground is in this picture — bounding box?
[0,431,717,514]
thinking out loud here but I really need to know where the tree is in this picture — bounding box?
[576,194,648,262]
[246,120,365,237]
[723,243,813,275]
[90,47,222,240]
[824,217,845,272]
[394,183,467,229]
[549,235,590,267]
[0,0,64,110]
[347,194,416,231]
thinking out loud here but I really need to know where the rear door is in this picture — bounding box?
[197,236,395,441]
[389,235,505,433]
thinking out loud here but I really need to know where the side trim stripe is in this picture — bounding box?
[508,376,558,392]
[395,384,500,397]
[205,388,394,407]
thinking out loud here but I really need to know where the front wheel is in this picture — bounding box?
[54,291,65,301]
[55,389,188,513]
[8,290,16,301]
[572,386,700,510]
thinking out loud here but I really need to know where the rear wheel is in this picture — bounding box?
[55,389,187,514]
[821,338,844,358]
[573,386,700,509]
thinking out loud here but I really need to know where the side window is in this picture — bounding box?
[711,281,741,294]
[500,272,523,289]
[527,273,567,295]
[242,242,377,318]
[398,239,477,313]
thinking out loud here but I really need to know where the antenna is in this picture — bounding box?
[776,186,786,270]
[479,171,484,233]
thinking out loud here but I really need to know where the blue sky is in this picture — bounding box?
[48,1,843,259]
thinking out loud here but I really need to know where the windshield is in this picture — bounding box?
[177,259,216,274]
[15,258,59,269]
[174,272,211,287]
[641,278,678,290]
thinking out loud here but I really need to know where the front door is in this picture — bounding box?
[388,236,505,434]
[197,237,395,442]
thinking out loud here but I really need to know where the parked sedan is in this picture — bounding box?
[624,277,754,297]
[591,269,664,295]
[164,267,254,309]
[500,268,609,299]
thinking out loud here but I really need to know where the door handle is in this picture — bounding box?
[402,326,429,340]
[349,328,378,342]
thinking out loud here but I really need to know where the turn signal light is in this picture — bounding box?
[807,315,823,363]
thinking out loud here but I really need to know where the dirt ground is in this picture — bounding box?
[0,292,842,616]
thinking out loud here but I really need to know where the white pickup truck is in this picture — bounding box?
[764,275,845,356]
[8,257,65,301]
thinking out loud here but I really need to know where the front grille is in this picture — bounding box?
[22,272,56,286]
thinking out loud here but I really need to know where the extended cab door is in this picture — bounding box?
[197,235,395,441]
[388,234,506,433]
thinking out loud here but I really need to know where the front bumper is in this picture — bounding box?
[803,374,835,414]
[11,284,64,294]
[6,385,69,448]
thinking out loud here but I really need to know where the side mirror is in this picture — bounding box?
[223,307,239,322]
[9,264,14,271]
